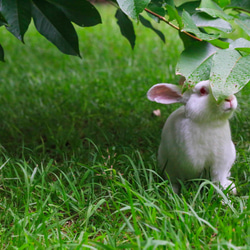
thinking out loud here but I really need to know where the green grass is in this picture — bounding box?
[0,4,249,249]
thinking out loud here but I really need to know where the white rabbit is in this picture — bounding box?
[147,80,237,194]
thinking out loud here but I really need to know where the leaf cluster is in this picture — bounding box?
[0,0,101,59]
[115,0,250,100]
[1,0,250,99]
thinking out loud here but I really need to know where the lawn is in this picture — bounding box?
[0,4,249,249]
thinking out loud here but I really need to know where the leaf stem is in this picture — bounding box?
[144,8,202,42]
[231,7,250,14]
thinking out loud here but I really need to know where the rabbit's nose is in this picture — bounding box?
[225,96,235,108]
[225,96,233,102]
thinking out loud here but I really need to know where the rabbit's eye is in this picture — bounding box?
[200,87,208,96]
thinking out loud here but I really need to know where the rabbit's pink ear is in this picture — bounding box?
[147,84,182,104]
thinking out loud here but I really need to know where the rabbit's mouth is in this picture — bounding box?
[223,105,237,115]
[224,107,234,112]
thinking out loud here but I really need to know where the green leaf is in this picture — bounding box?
[229,38,250,53]
[165,0,174,7]
[115,9,136,49]
[32,0,80,57]
[209,38,229,49]
[47,0,101,27]
[176,42,217,86]
[179,31,198,49]
[192,13,232,33]
[117,0,151,19]
[147,2,165,17]
[213,0,230,8]
[182,10,219,41]
[146,2,165,22]
[0,44,4,62]
[227,0,250,11]
[235,15,250,37]
[198,0,233,20]
[210,49,250,100]
[0,11,8,26]
[176,1,200,15]
[139,15,165,43]
[1,0,31,42]
[166,5,183,29]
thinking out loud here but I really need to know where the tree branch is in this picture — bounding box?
[144,8,202,42]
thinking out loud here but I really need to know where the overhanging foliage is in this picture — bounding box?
[0,0,250,100]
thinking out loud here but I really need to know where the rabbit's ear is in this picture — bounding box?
[147,84,183,104]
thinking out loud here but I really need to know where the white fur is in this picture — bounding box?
[147,80,237,194]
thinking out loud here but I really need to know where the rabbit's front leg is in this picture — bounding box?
[210,140,236,194]
[210,164,236,194]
